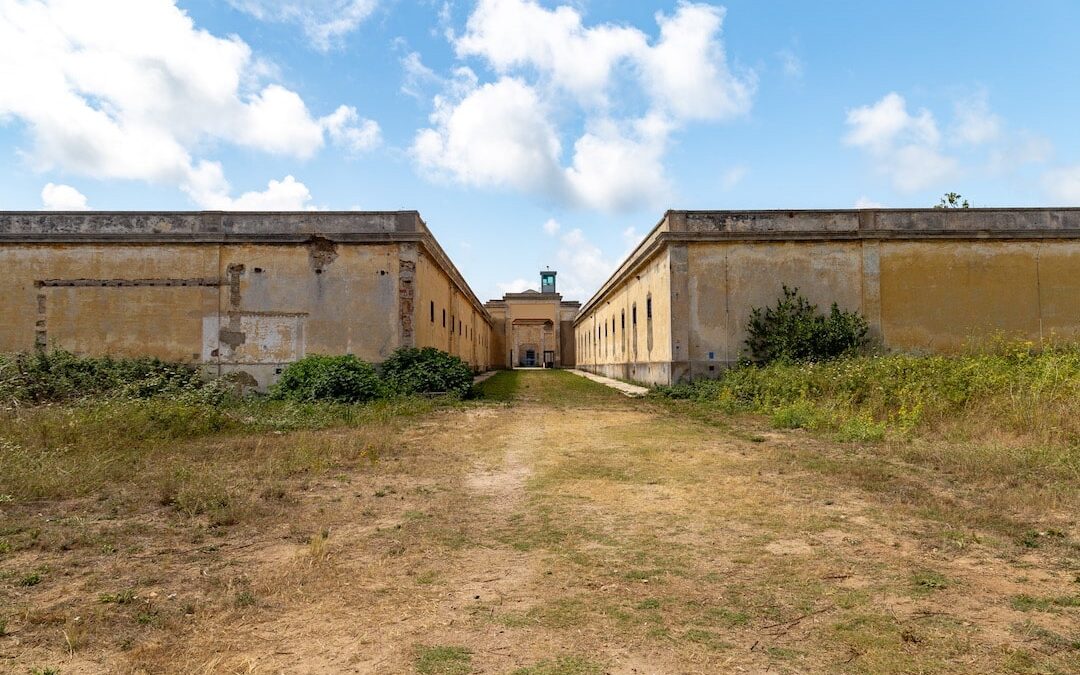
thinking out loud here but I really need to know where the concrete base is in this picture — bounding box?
[576,361,693,387]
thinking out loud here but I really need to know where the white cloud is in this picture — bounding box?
[844,92,957,192]
[496,278,535,294]
[1043,166,1080,205]
[41,183,89,210]
[854,196,883,209]
[400,50,440,99]
[565,114,673,211]
[413,77,565,195]
[555,227,615,298]
[228,0,377,51]
[180,161,314,210]
[951,92,1002,146]
[542,218,561,235]
[321,105,382,154]
[415,0,753,212]
[0,0,377,205]
[639,3,755,122]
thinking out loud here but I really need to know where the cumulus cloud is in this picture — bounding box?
[537,218,616,298]
[1043,166,1080,205]
[228,0,377,51]
[951,92,1002,146]
[321,105,382,154]
[413,77,565,195]
[845,90,1055,195]
[0,0,378,207]
[844,92,957,192]
[180,162,314,210]
[414,0,754,212]
[41,183,89,210]
[496,278,535,294]
[854,196,883,209]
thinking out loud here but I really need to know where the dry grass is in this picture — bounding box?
[0,370,1077,673]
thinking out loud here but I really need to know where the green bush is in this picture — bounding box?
[379,347,474,397]
[745,286,869,363]
[0,350,224,404]
[270,354,383,404]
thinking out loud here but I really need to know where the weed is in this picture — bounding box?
[683,629,733,651]
[415,645,472,675]
[234,590,257,608]
[1010,594,1080,612]
[912,570,950,593]
[99,590,137,604]
[19,570,42,587]
[30,668,60,675]
[635,598,661,610]
[510,656,604,675]
[0,618,6,636]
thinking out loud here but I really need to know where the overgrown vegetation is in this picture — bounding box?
[657,340,1080,445]
[0,350,228,405]
[271,354,384,403]
[379,347,474,397]
[744,286,869,363]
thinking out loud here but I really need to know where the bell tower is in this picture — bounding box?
[540,269,557,294]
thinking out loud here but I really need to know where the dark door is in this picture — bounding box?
[543,350,555,368]
[524,349,537,366]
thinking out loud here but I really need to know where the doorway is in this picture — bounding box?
[543,350,555,368]
[524,349,537,367]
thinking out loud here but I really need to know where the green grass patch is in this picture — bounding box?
[414,645,472,675]
[510,656,604,675]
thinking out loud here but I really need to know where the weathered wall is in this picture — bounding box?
[484,294,575,369]
[574,246,675,383]
[575,209,1080,386]
[0,211,492,387]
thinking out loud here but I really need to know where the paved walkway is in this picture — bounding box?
[568,368,650,397]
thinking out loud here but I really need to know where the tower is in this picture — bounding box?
[540,269,557,294]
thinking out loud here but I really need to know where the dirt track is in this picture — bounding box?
[3,371,1077,673]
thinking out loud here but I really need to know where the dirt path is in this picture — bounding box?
[3,371,1077,673]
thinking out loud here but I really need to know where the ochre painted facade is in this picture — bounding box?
[0,211,491,389]
[5,208,1080,389]
[485,271,579,369]
[576,209,1080,386]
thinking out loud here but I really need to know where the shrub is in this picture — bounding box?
[745,286,869,363]
[270,354,383,404]
[0,350,224,404]
[379,347,473,397]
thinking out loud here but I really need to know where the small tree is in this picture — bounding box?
[745,286,869,364]
[934,192,970,209]
[270,354,384,403]
[379,347,474,397]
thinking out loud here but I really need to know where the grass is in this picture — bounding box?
[653,344,1080,551]
[415,645,472,674]
[475,370,624,406]
[3,366,1079,673]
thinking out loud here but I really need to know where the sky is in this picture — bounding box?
[2,0,1080,302]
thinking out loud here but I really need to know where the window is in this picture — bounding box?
[451,315,455,333]
[646,293,654,352]
[621,311,625,331]
[430,301,435,322]
[442,309,446,328]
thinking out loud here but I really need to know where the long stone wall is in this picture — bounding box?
[575,209,1080,386]
[0,211,493,388]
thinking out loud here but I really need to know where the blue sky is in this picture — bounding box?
[2,0,1079,301]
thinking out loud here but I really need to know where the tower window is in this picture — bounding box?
[430,301,435,322]
[442,309,446,328]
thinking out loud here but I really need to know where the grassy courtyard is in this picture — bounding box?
[1,369,1077,673]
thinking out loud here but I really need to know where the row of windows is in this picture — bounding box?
[578,295,653,361]
[428,300,486,347]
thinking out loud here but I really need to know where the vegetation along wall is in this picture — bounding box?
[575,209,1080,386]
[0,211,492,389]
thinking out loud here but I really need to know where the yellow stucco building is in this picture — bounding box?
[574,209,1080,385]
[3,207,1080,389]
[485,270,579,369]
[0,211,491,389]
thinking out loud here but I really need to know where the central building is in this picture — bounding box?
[485,270,579,369]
